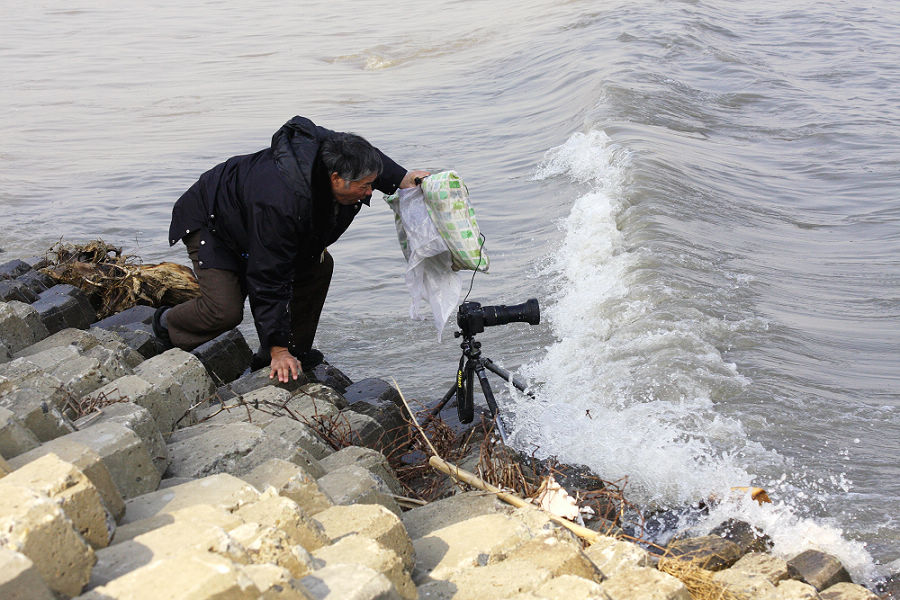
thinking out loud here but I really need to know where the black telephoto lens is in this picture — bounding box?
[482,298,540,327]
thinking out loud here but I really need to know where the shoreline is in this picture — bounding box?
[1,253,895,599]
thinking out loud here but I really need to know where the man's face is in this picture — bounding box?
[331,172,377,205]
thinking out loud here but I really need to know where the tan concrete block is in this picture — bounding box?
[78,551,263,599]
[242,563,316,600]
[536,574,607,599]
[0,405,40,459]
[712,568,778,597]
[121,472,260,524]
[0,453,10,476]
[0,485,95,597]
[585,534,652,578]
[819,582,879,600]
[401,490,511,540]
[75,400,169,476]
[411,513,536,584]
[312,534,415,600]
[240,457,333,516]
[9,438,126,522]
[0,368,75,441]
[299,563,400,600]
[1,453,114,548]
[64,420,161,498]
[111,503,243,544]
[319,445,403,494]
[228,522,316,579]
[314,504,414,572]
[316,464,402,516]
[600,566,692,600]
[772,579,824,599]
[132,348,216,431]
[715,552,790,593]
[235,490,329,552]
[417,560,553,600]
[496,529,604,583]
[91,520,250,588]
[0,548,55,600]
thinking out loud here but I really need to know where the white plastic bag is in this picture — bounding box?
[385,186,461,340]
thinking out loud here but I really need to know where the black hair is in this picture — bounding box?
[319,132,383,182]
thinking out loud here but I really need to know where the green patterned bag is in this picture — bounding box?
[420,170,490,272]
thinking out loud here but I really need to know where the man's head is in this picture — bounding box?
[320,132,383,205]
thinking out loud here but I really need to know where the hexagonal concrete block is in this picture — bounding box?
[228,522,317,579]
[84,374,183,437]
[401,490,511,541]
[235,491,329,552]
[584,534,652,579]
[600,566,692,600]
[133,348,215,429]
[74,401,168,476]
[0,548,55,600]
[314,504,415,572]
[121,473,260,525]
[0,405,40,458]
[0,301,49,354]
[313,534,415,599]
[787,549,852,591]
[0,484,95,598]
[191,328,252,385]
[8,437,126,522]
[320,446,403,495]
[240,458,333,516]
[32,284,96,334]
[1,453,114,549]
[299,564,401,600]
[316,464,401,516]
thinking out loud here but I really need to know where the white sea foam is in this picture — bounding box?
[515,129,880,582]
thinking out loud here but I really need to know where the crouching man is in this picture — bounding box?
[154,115,428,383]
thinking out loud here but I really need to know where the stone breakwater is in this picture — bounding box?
[0,255,891,600]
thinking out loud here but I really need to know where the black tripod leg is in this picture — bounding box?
[419,382,458,431]
[457,357,475,423]
[473,361,508,444]
[482,358,534,397]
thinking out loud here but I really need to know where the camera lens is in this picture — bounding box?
[482,299,540,327]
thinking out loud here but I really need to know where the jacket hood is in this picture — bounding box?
[270,116,320,197]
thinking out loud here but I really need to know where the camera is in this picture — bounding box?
[456,298,540,337]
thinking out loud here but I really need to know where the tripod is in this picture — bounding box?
[423,329,534,445]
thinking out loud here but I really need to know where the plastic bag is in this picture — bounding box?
[421,171,490,272]
[385,186,461,340]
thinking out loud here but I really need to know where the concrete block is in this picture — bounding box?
[314,504,415,572]
[343,377,401,408]
[0,548,55,600]
[788,549,853,591]
[236,490,329,551]
[340,409,388,451]
[309,363,353,394]
[15,269,54,294]
[0,341,8,364]
[91,519,250,588]
[600,566,692,600]
[9,438,126,522]
[417,559,553,600]
[166,420,326,479]
[584,534,652,578]
[316,464,401,516]
[299,382,349,410]
[74,401,168,476]
[665,534,745,571]
[96,323,164,359]
[1,453,114,548]
[349,399,408,456]
[90,305,155,330]
[299,564,401,600]
[133,348,216,429]
[401,490,512,540]
[32,284,96,333]
[773,579,825,599]
[35,344,129,399]
[111,503,243,545]
[242,563,316,600]
[0,453,10,475]
[536,574,607,599]
[0,259,31,280]
[495,529,604,582]
[0,373,75,441]
[191,328,252,385]
[320,446,403,495]
[79,551,265,600]
[13,326,142,369]
[0,485,95,597]
[724,552,790,583]
[85,374,183,437]
[229,522,317,578]
[0,405,40,458]
[312,534,415,599]
[240,458,333,516]
[201,385,292,427]
[819,582,878,600]
[264,416,333,460]
[63,421,160,499]
[710,518,772,554]
[220,366,308,402]
[0,279,38,303]
[411,513,536,583]
[121,472,260,525]
[0,301,49,354]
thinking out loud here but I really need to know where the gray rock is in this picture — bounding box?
[90,305,155,330]
[0,406,41,458]
[310,363,353,393]
[710,518,772,554]
[133,349,216,430]
[340,409,388,452]
[349,399,408,457]
[316,464,402,516]
[320,446,403,495]
[787,549,852,591]
[75,402,169,476]
[0,279,38,303]
[218,365,309,402]
[0,301,49,354]
[0,363,75,441]
[191,328,252,385]
[15,269,54,294]
[32,284,96,333]
[0,259,31,280]
[343,377,402,408]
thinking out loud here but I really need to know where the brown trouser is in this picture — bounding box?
[166,231,333,353]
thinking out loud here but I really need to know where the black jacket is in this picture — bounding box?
[169,116,406,348]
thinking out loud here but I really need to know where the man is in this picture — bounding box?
[154,115,428,383]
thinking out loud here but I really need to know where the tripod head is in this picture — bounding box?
[455,298,540,337]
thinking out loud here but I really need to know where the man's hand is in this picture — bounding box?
[269,346,301,383]
[399,170,431,189]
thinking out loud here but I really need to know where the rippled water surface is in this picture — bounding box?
[3,0,898,583]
